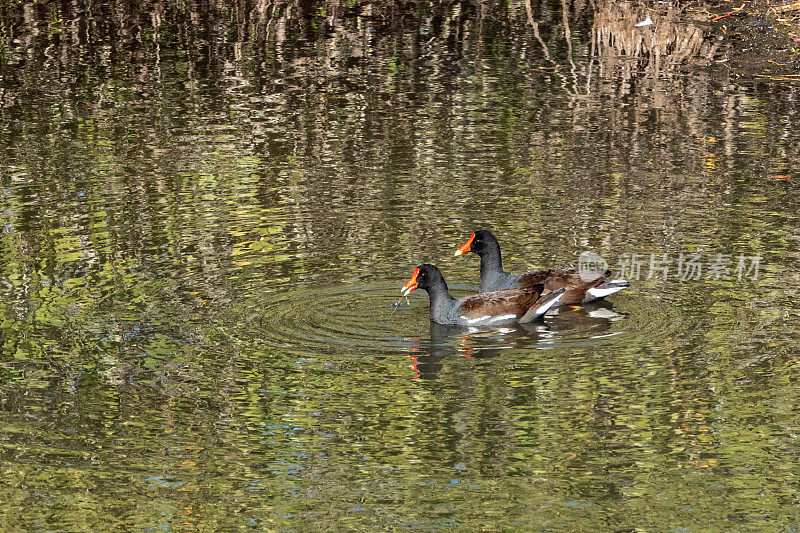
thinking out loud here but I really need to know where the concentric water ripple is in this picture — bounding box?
[256,281,416,356]
[250,282,697,364]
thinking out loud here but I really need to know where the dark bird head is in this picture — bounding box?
[401,264,446,295]
[454,230,499,258]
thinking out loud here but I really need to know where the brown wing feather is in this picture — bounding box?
[518,268,611,305]
[459,285,544,319]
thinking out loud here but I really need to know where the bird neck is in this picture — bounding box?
[479,243,505,277]
[425,278,457,320]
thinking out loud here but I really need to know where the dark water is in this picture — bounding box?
[1,1,800,530]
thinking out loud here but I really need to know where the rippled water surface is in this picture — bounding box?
[2,1,800,530]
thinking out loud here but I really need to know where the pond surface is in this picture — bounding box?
[1,1,800,530]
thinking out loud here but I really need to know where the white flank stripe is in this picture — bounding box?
[462,315,491,325]
[488,314,517,324]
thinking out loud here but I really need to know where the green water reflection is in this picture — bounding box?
[1,1,799,530]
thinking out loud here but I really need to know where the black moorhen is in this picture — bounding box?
[454,230,629,304]
[401,264,564,325]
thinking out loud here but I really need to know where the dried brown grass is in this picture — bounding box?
[773,1,800,13]
[593,1,719,77]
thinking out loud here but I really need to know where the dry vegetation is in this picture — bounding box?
[592,1,721,77]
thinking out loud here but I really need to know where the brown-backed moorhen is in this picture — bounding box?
[454,230,629,305]
[401,264,564,325]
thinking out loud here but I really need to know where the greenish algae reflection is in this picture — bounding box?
[1,0,800,530]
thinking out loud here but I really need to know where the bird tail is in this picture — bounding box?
[520,288,565,323]
[583,280,629,302]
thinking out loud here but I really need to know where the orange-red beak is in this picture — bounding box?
[401,267,420,296]
[454,232,475,256]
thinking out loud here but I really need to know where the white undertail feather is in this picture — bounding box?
[585,285,627,300]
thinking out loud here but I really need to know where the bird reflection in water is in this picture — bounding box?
[404,302,626,379]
